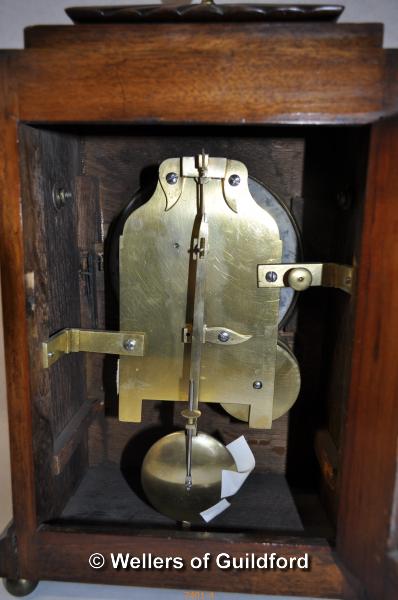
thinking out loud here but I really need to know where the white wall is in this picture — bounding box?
[0,1,396,599]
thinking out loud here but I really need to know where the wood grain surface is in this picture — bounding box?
[0,20,397,600]
[0,53,38,573]
[15,23,384,124]
[18,125,88,521]
[337,117,398,600]
[29,529,357,599]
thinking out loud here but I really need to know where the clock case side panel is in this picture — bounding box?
[0,52,38,580]
[0,114,103,576]
[17,124,94,522]
[286,125,369,527]
[336,50,398,600]
[337,114,398,600]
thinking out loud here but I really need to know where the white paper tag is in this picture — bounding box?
[200,435,255,522]
[200,499,231,523]
[226,435,255,472]
[221,469,251,498]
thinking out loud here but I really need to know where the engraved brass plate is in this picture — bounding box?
[119,157,282,428]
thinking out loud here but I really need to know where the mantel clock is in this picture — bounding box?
[0,3,398,599]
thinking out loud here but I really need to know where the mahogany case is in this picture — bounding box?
[0,11,397,600]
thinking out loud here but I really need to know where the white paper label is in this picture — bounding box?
[200,499,231,523]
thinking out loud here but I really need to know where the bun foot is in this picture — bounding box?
[3,579,39,597]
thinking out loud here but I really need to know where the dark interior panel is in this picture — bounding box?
[18,123,368,537]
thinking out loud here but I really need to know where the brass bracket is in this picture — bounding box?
[257,263,354,294]
[43,329,145,368]
[159,156,249,215]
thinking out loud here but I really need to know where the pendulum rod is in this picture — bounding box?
[182,151,209,490]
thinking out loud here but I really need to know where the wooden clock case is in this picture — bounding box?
[0,5,398,599]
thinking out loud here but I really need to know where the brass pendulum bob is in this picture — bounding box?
[141,429,235,524]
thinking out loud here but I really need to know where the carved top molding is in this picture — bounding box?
[66,3,344,24]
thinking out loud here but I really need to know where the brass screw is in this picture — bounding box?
[218,330,230,343]
[228,174,240,187]
[166,172,178,185]
[265,271,278,283]
[53,187,72,210]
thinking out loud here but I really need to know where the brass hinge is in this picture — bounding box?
[43,329,145,368]
[257,263,354,294]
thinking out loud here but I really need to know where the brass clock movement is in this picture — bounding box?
[43,151,353,524]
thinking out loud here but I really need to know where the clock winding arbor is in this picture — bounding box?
[0,3,398,599]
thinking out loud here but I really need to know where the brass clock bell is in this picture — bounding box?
[43,151,353,524]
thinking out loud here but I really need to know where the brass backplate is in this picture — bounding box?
[119,157,282,428]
